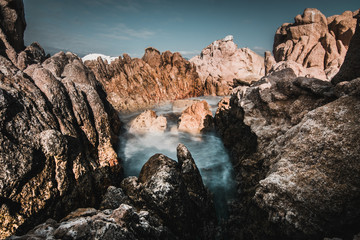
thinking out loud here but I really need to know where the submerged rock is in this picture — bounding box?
[178,100,213,134]
[129,110,167,134]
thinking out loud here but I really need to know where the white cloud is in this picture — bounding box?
[99,23,155,40]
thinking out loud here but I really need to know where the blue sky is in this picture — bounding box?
[23,0,359,59]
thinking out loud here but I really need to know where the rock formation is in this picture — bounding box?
[0,1,122,238]
[178,100,213,134]
[215,15,360,239]
[10,145,217,239]
[271,8,359,80]
[128,110,167,134]
[190,35,265,95]
[121,144,217,239]
[332,17,360,84]
[85,48,204,113]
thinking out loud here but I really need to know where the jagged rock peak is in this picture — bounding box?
[190,35,264,95]
[272,8,359,80]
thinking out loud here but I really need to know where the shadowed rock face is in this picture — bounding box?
[121,144,217,240]
[332,17,360,84]
[0,1,122,238]
[272,8,359,80]
[0,0,26,54]
[215,16,360,239]
[85,48,204,113]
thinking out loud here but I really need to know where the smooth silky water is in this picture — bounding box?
[118,96,237,220]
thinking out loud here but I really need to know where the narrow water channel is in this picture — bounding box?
[118,96,237,219]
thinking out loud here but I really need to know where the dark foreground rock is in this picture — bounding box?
[121,144,217,239]
[0,0,122,238]
[10,145,217,240]
[215,17,360,239]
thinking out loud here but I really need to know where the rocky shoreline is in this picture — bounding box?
[1,0,360,239]
[215,16,360,240]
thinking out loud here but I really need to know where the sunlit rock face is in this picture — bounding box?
[128,110,167,134]
[271,8,359,80]
[215,17,360,239]
[85,47,204,113]
[178,100,213,134]
[0,0,122,238]
[190,35,265,96]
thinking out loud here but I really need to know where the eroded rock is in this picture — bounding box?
[178,100,213,134]
[191,35,264,95]
[215,19,360,238]
[129,110,167,134]
[85,48,204,112]
[121,145,217,239]
[272,8,359,80]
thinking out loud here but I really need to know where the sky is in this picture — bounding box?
[23,0,359,59]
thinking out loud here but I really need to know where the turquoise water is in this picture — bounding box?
[118,96,237,219]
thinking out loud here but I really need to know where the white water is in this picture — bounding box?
[118,96,237,219]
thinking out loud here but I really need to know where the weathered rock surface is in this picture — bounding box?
[215,19,360,238]
[128,110,167,134]
[332,17,360,84]
[0,50,122,238]
[272,8,359,80]
[10,145,216,239]
[178,100,213,134]
[190,35,265,95]
[121,144,217,239]
[0,1,122,237]
[0,0,26,55]
[85,48,204,112]
[9,205,174,240]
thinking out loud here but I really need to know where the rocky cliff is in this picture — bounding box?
[190,35,265,95]
[270,8,359,80]
[215,17,360,239]
[85,48,204,113]
[0,0,122,238]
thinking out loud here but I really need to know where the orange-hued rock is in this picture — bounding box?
[272,8,359,80]
[178,100,213,134]
[129,110,167,134]
[190,35,265,95]
[85,48,204,113]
